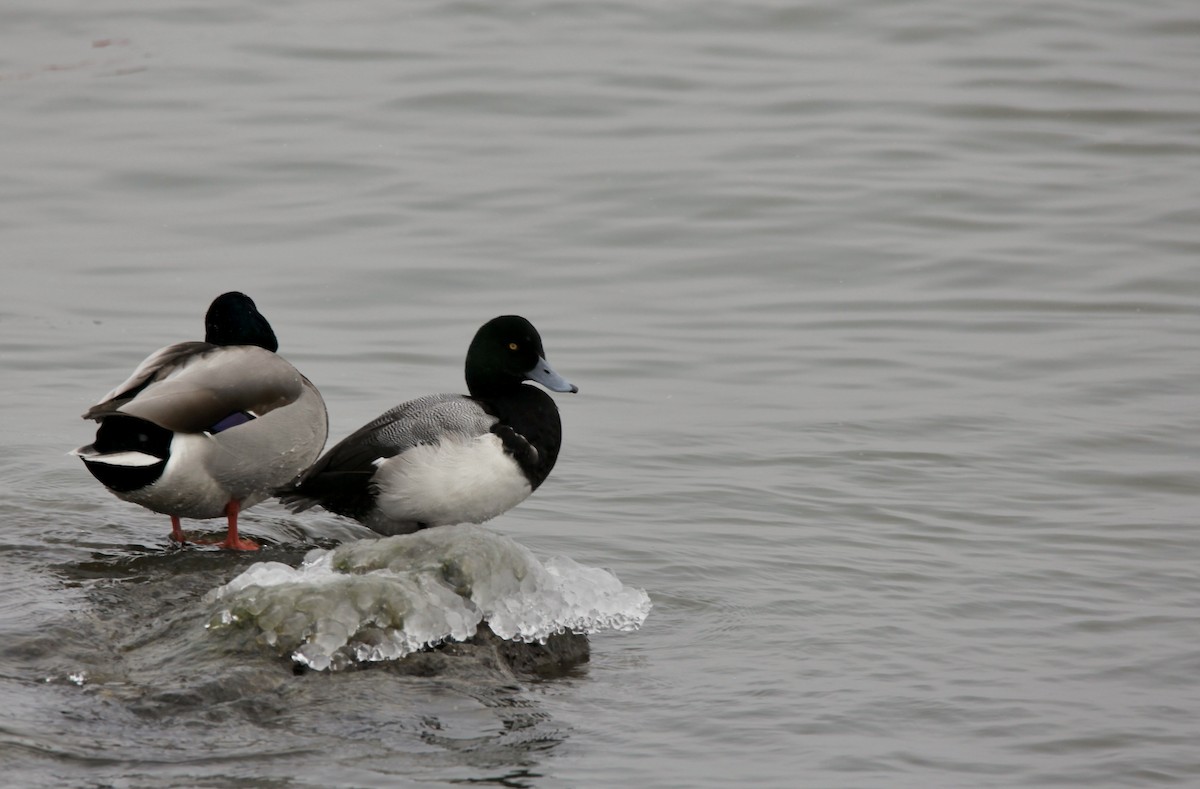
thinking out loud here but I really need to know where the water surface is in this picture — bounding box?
[3,1,1199,787]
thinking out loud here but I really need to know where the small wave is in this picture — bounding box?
[205,524,651,671]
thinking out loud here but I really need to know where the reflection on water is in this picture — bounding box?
[6,535,590,787]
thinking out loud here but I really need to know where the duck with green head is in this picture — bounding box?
[75,292,328,550]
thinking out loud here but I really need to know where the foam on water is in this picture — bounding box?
[205,524,651,671]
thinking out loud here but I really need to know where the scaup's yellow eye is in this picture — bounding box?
[509,342,519,351]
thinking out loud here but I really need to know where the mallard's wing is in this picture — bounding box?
[85,345,306,433]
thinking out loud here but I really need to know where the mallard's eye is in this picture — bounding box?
[508,342,519,351]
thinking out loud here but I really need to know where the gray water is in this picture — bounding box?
[3,0,1200,786]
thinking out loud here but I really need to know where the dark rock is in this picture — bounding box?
[382,625,589,681]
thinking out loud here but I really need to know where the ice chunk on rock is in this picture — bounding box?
[206,524,651,671]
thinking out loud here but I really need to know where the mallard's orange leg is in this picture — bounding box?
[217,500,260,551]
[169,515,188,544]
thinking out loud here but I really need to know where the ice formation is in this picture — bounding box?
[206,524,651,671]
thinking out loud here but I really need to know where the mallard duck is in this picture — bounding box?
[74,292,328,550]
[279,315,576,535]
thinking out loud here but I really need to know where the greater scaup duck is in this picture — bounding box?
[74,292,328,550]
[279,315,577,535]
